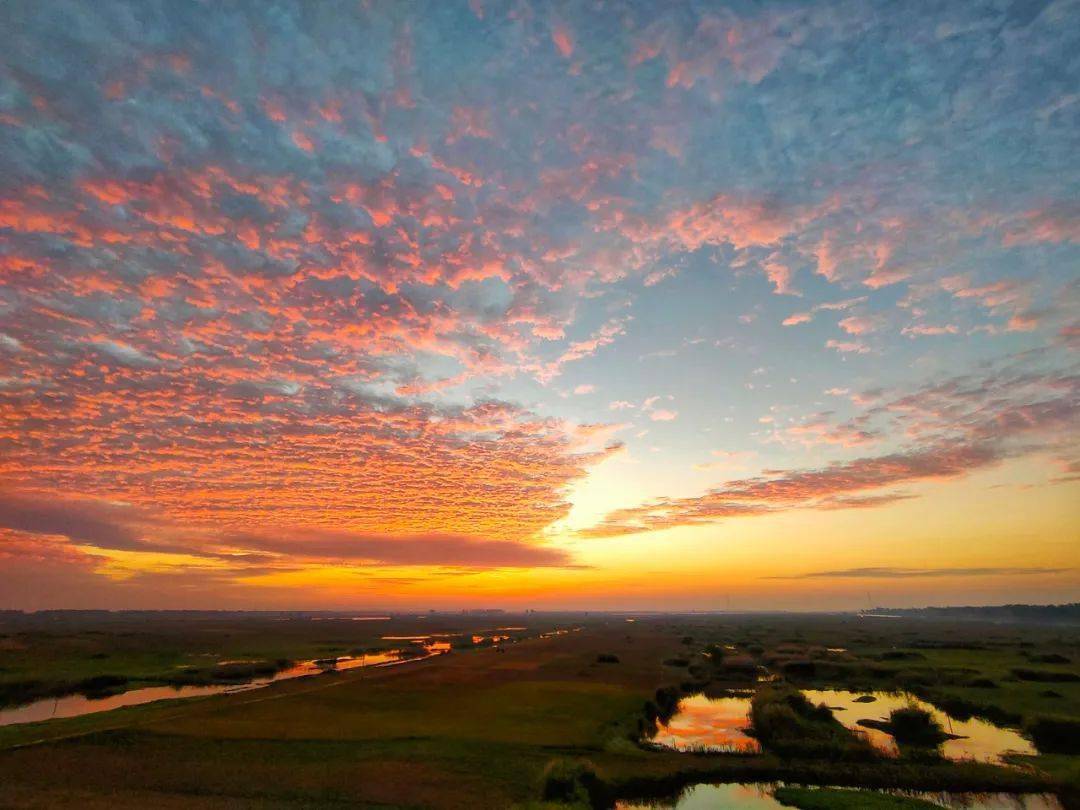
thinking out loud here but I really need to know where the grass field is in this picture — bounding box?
[0,612,1077,808]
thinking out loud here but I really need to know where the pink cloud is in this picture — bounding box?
[551,23,574,58]
[999,204,1080,247]
[643,267,677,287]
[902,324,959,337]
[581,368,1079,538]
[838,314,882,335]
[763,257,797,295]
[826,339,871,354]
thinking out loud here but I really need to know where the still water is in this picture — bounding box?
[802,690,1038,763]
[648,694,760,753]
[0,646,443,727]
[617,783,1063,809]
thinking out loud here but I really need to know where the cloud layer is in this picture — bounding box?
[0,0,1077,605]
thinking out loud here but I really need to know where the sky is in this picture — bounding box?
[0,0,1077,612]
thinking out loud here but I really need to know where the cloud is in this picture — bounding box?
[826,339,871,354]
[582,367,1079,537]
[782,297,866,327]
[643,267,677,287]
[0,491,146,551]
[765,566,1070,580]
[551,22,575,59]
[902,324,960,337]
[0,0,1076,604]
[838,315,883,336]
[225,529,578,569]
[762,257,797,295]
[0,491,584,571]
[650,409,678,422]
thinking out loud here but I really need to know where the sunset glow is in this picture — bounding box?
[1,0,1077,610]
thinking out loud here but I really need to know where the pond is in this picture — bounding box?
[648,693,761,753]
[802,689,1038,763]
[617,783,1063,809]
[0,644,445,727]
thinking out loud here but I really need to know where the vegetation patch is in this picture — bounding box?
[1011,668,1080,683]
[857,706,952,749]
[1025,716,1080,754]
[540,757,600,806]
[750,686,876,761]
[774,786,946,809]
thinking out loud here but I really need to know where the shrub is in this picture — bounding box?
[1026,717,1080,754]
[209,661,280,681]
[750,687,874,761]
[1011,668,1080,683]
[888,706,948,747]
[596,653,620,664]
[75,674,129,696]
[1027,653,1071,664]
[720,655,760,678]
[540,758,599,804]
[925,694,1021,726]
[703,643,726,661]
[663,657,689,667]
[781,659,816,678]
[653,686,681,719]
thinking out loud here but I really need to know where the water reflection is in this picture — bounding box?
[618,783,1063,809]
[0,645,443,727]
[803,690,1037,763]
[619,783,783,809]
[649,694,760,753]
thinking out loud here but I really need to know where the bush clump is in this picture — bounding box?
[653,685,681,720]
[1026,653,1071,664]
[1026,716,1080,754]
[780,659,816,678]
[76,674,129,696]
[596,653,620,664]
[750,686,875,761]
[1011,668,1080,682]
[540,758,600,805]
[209,661,281,681]
[886,706,948,747]
[703,643,726,661]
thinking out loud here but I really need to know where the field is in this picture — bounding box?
[0,612,1078,808]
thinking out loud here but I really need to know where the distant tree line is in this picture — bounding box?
[865,603,1080,624]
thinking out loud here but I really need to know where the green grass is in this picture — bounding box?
[749,686,876,761]
[0,614,557,707]
[1,613,1076,808]
[774,787,945,809]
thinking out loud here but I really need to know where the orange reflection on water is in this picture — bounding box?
[802,689,1038,764]
[650,694,761,753]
